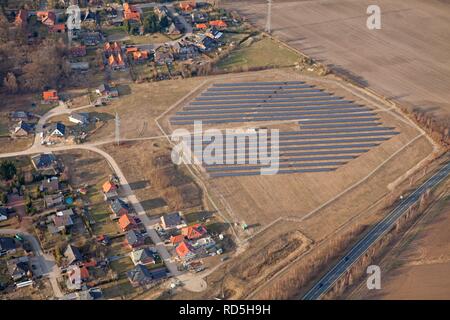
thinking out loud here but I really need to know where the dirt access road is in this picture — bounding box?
[223,0,450,122]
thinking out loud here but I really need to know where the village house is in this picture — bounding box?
[49,209,74,234]
[46,122,66,140]
[169,234,185,246]
[61,287,103,300]
[103,180,118,200]
[181,224,208,240]
[31,153,58,173]
[70,45,87,58]
[127,265,167,287]
[67,265,90,290]
[11,121,34,137]
[0,207,12,222]
[209,20,227,29]
[44,193,65,209]
[96,83,119,98]
[125,230,145,249]
[160,212,187,230]
[42,90,59,102]
[9,111,33,122]
[154,45,174,65]
[123,3,141,22]
[14,9,28,28]
[118,214,137,232]
[64,244,82,266]
[49,23,66,33]
[7,256,31,282]
[130,248,158,266]
[180,1,196,12]
[69,112,89,126]
[37,11,57,26]
[70,62,90,71]
[0,237,16,256]
[175,240,196,261]
[40,176,60,193]
[132,50,150,62]
[110,198,129,219]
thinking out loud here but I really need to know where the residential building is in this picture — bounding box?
[127,265,167,287]
[11,121,34,137]
[7,256,31,282]
[118,214,136,232]
[14,9,28,28]
[160,212,186,230]
[110,198,129,218]
[130,248,157,266]
[42,90,59,101]
[44,194,64,209]
[70,45,87,57]
[47,122,66,137]
[50,209,74,234]
[0,237,16,256]
[69,113,89,125]
[175,241,196,261]
[31,153,58,172]
[181,224,207,240]
[41,177,60,193]
[64,244,82,266]
[125,230,145,249]
[96,83,119,98]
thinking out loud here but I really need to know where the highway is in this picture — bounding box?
[302,160,450,300]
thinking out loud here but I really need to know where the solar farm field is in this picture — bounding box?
[164,70,435,243]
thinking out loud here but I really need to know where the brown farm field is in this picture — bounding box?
[348,181,450,300]
[223,0,450,124]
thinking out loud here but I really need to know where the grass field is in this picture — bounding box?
[216,36,300,71]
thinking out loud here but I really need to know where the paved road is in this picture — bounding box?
[302,160,450,300]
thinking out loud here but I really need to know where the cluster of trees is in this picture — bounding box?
[0,161,16,181]
[124,11,169,35]
[0,12,71,94]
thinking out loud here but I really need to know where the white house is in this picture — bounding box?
[69,113,89,125]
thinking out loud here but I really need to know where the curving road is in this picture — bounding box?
[302,160,450,300]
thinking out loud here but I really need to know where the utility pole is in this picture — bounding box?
[265,0,272,34]
[115,112,120,146]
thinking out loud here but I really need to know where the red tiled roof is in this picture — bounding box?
[170,235,185,245]
[118,214,135,231]
[102,181,117,193]
[176,241,195,258]
[181,224,207,240]
[209,20,227,28]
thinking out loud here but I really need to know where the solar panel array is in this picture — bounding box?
[170,81,398,177]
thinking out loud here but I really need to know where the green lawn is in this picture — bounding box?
[217,36,300,71]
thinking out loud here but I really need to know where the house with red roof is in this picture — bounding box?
[37,11,56,26]
[209,20,227,29]
[118,214,136,232]
[14,9,28,28]
[170,234,185,246]
[181,224,207,240]
[43,90,59,101]
[176,241,196,261]
[123,3,141,22]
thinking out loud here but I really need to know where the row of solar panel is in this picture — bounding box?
[177,107,370,116]
[213,81,305,87]
[190,96,344,106]
[209,85,312,91]
[199,91,328,99]
[171,117,380,125]
[209,167,336,177]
